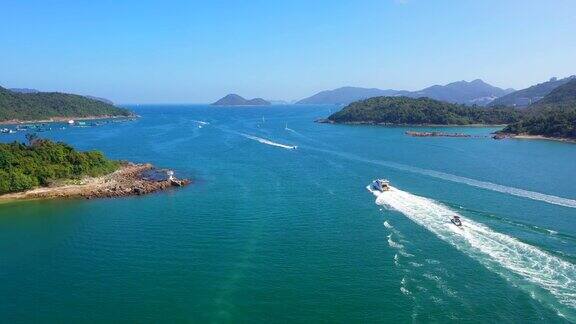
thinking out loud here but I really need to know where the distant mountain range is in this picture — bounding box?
[490,75,576,107]
[212,94,271,106]
[412,79,515,106]
[297,87,403,105]
[297,79,515,106]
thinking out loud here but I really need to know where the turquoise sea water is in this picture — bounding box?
[1,104,575,323]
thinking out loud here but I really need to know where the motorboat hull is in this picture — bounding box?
[451,218,462,227]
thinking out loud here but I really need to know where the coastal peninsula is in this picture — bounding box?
[0,86,133,124]
[0,137,189,202]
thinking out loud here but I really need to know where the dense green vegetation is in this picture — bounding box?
[501,109,576,139]
[0,86,132,122]
[0,136,119,194]
[327,96,523,125]
[501,80,576,139]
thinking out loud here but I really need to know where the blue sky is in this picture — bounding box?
[1,0,575,103]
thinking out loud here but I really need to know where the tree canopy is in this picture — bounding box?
[0,86,132,122]
[0,138,119,194]
[501,80,576,139]
[327,96,522,125]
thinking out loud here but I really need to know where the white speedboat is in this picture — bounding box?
[451,215,463,227]
[371,179,391,192]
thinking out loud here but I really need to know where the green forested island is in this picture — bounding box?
[501,79,576,139]
[0,86,132,122]
[0,136,119,194]
[325,96,522,125]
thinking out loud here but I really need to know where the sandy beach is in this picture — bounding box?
[508,134,576,144]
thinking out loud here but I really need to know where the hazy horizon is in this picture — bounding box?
[2,0,575,104]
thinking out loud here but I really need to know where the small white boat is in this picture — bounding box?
[451,216,463,227]
[371,179,391,192]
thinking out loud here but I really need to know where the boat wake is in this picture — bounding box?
[240,133,297,150]
[411,167,576,209]
[369,185,576,318]
[312,147,576,208]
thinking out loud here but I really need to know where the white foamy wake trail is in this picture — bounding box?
[383,220,393,229]
[312,148,576,208]
[370,186,576,316]
[240,133,297,150]
[192,120,209,125]
[411,167,576,209]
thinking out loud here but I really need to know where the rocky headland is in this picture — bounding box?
[0,163,190,202]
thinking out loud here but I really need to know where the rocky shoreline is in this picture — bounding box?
[0,163,190,202]
[405,131,473,138]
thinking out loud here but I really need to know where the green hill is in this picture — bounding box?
[501,80,576,139]
[490,76,575,108]
[0,86,132,122]
[326,96,522,125]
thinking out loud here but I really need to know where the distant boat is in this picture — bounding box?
[1,128,14,134]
